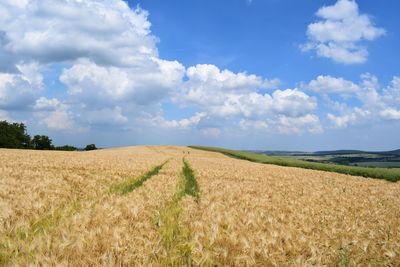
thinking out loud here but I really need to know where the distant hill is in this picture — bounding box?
[385,149,400,155]
[245,148,400,169]
[314,150,365,155]
[247,149,400,156]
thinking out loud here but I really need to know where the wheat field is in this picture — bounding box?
[0,146,399,266]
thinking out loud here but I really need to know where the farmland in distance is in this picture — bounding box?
[1,146,399,266]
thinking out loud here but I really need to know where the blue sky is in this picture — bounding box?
[0,0,399,150]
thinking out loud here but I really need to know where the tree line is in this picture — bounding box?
[0,120,97,151]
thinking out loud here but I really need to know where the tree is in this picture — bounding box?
[0,121,31,149]
[84,144,97,151]
[32,135,54,150]
[54,145,77,151]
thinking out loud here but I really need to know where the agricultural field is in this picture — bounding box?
[249,149,400,169]
[350,161,400,168]
[1,146,399,266]
[191,146,400,182]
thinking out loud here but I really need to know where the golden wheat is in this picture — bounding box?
[181,149,400,266]
[0,147,169,235]
[1,145,399,266]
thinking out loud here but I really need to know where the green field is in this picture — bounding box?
[351,161,400,168]
[189,146,400,182]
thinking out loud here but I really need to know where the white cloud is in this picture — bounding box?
[302,0,385,64]
[327,106,372,129]
[316,0,358,20]
[271,89,317,117]
[356,73,382,107]
[0,63,43,110]
[167,63,321,134]
[186,64,279,92]
[7,0,395,138]
[34,97,62,111]
[0,0,174,129]
[203,89,317,120]
[1,0,322,136]
[380,108,400,120]
[0,0,156,68]
[86,106,128,125]
[383,76,400,106]
[177,64,310,120]
[327,113,356,128]
[40,109,76,130]
[307,75,359,94]
[239,119,269,130]
[34,96,85,131]
[142,112,206,130]
[179,64,280,107]
[277,114,323,134]
[61,58,185,106]
[320,74,400,129]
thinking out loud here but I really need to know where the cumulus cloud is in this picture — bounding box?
[380,108,400,120]
[271,89,317,117]
[34,96,62,111]
[327,112,356,128]
[60,58,185,106]
[166,63,321,134]
[307,75,359,94]
[323,74,400,129]
[301,0,385,64]
[239,120,269,130]
[383,76,400,106]
[39,109,77,130]
[277,114,323,134]
[327,107,372,129]
[193,89,317,120]
[142,112,206,130]
[33,96,85,131]
[186,64,279,92]
[0,63,43,110]
[0,0,326,136]
[0,0,184,130]
[0,0,156,68]
[178,64,280,107]
[85,106,128,126]
[238,113,323,134]
[356,73,382,107]
[177,64,311,119]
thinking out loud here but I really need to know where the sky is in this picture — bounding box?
[0,0,399,151]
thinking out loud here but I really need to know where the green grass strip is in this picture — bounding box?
[155,158,199,265]
[111,160,169,195]
[179,158,200,200]
[189,146,400,182]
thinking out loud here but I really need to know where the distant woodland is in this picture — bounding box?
[0,120,96,151]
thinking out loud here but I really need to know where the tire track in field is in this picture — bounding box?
[155,158,200,265]
[0,160,169,265]
[110,160,168,194]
